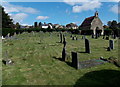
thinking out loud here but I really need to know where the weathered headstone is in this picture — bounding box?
[62,47,66,61]
[60,33,62,43]
[71,52,79,69]
[85,39,91,53]
[109,40,114,49]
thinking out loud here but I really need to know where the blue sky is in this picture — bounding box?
[1,1,119,26]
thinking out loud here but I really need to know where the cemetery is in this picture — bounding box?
[2,31,120,85]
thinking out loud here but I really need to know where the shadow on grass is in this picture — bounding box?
[77,51,86,53]
[74,69,120,87]
[52,56,63,61]
[52,56,75,68]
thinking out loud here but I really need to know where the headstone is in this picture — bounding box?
[76,37,78,40]
[103,35,105,39]
[60,33,62,43]
[72,36,75,40]
[85,39,91,53]
[92,34,94,38]
[106,36,109,40]
[109,40,114,49]
[14,32,16,36]
[82,35,86,39]
[71,52,79,69]
[107,47,111,51]
[63,37,67,47]
[7,33,10,38]
[95,33,98,39]
[62,47,66,61]
[113,34,116,39]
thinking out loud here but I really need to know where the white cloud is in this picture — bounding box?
[110,4,120,14]
[72,1,101,13]
[10,13,28,23]
[2,1,39,14]
[36,16,49,20]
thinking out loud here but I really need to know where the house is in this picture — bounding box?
[66,23,78,29]
[39,22,53,29]
[80,11,104,35]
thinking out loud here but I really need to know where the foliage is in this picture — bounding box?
[1,6,14,28]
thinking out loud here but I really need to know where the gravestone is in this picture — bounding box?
[63,37,67,47]
[72,36,75,40]
[76,37,78,40]
[95,33,98,39]
[109,40,114,50]
[7,33,10,38]
[113,34,116,39]
[92,34,94,38]
[60,33,62,43]
[62,47,66,61]
[71,52,79,69]
[82,35,86,39]
[14,32,16,36]
[85,39,91,53]
[103,35,105,39]
[107,47,111,51]
[106,36,109,40]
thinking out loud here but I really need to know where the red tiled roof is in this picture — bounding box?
[80,16,95,27]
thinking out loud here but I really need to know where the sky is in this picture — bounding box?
[1,0,120,26]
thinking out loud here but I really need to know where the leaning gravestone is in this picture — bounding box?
[62,47,66,61]
[109,40,114,50]
[85,39,91,53]
[71,52,79,69]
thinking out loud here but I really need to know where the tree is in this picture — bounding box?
[107,21,112,27]
[15,22,20,29]
[1,6,14,28]
[110,20,118,30]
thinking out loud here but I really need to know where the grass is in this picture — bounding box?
[2,31,120,85]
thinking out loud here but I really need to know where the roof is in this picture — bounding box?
[66,23,78,27]
[80,16,95,27]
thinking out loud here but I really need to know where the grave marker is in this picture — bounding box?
[62,47,66,61]
[85,39,91,53]
[109,40,114,50]
[71,52,79,69]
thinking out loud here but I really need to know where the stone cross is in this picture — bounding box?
[109,40,114,50]
[85,39,91,53]
[62,47,66,61]
[71,52,79,69]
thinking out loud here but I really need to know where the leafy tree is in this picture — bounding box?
[1,6,14,28]
[107,21,112,27]
[110,20,118,30]
[15,22,20,29]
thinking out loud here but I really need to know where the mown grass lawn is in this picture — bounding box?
[2,32,120,86]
